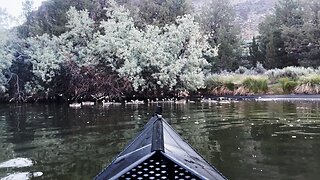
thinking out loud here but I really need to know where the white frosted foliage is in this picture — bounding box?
[27,34,62,83]
[25,1,213,94]
[0,27,14,93]
[60,7,96,66]
[25,7,96,93]
[94,2,212,91]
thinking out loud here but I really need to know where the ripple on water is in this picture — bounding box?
[274,130,320,136]
[0,158,33,168]
[0,158,42,180]
[1,172,43,180]
[1,102,320,180]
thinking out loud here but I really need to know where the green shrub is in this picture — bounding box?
[242,78,268,93]
[257,79,268,92]
[278,78,298,93]
[225,81,235,91]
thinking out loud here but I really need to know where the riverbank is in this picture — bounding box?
[3,94,320,105]
[2,66,320,103]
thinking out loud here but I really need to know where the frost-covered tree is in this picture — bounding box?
[93,1,144,89]
[25,34,62,95]
[131,15,211,91]
[58,6,131,100]
[94,1,211,92]
[20,1,213,100]
[60,7,96,66]
[25,7,96,96]
[0,10,14,93]
[95,1,140,68]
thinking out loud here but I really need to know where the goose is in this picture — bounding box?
[102,100,113,106]
[125,100,144,105]
[200,98,218,103]
[69,103,81,108]
[175,98,187,104]
[82,101,95,106]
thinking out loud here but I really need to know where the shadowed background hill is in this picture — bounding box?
[193,0,277,41]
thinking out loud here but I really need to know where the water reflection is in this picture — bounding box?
[0,102,319,179]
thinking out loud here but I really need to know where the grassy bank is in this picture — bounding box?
[203,66,320,96]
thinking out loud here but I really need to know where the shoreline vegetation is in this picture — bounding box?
[1,0,320,103]
[3,65,320,104]
[202,66,320,96]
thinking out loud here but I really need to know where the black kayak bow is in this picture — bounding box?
[95,108,227,180]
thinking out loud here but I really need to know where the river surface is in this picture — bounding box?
[0,101,320,180]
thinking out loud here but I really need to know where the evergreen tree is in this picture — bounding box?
[297,0,320,67]
[21,0,35,37]
[0,10,14,94]
[133,0,193,28]
[249,37,263,67]
[258,0,302,68]
[275,0,303,27]
[199,0,242,72]
[265,33,277,68]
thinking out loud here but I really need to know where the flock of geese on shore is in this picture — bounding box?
[69,97,239,108]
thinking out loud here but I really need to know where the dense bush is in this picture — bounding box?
[0,1,215,101]
[242,78,268,93]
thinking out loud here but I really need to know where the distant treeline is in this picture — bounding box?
[0,0,319,102]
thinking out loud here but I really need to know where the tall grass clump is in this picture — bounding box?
[295,74,320,94]
[242,78,268,93]
[300,75,320,85]
[278,78,298,94]
[205,74,223,89]
[204,74,236,95]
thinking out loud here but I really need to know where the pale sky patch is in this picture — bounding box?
[0,0,46,26]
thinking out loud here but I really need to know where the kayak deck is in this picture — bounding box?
[95,113,226,180]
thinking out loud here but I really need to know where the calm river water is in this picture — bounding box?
[0,101,320,180]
